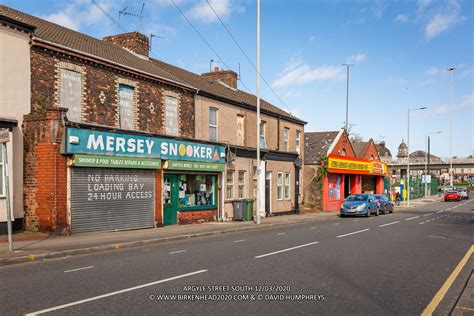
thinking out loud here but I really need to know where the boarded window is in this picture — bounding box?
[60,69,82,122]
[165,96,179,136]
[236,115,245,146]
[119,85,134,130]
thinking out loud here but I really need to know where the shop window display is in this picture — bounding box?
[178,175,216,208]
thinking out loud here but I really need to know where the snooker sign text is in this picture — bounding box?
[65,128,225,163]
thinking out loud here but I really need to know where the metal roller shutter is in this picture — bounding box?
[71,168,155,233]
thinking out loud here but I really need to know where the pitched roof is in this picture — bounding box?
[376,144,392,157]
[0,5,304,125]
[409,150,440,159]
[351,142,369,158]
[304,131,339,164]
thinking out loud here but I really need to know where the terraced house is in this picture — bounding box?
[0,5,305,234]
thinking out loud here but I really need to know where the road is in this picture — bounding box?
[0,199,473,315]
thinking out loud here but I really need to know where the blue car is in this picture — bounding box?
[340,194,379,217]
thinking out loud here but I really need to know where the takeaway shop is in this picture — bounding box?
[64,127,225,233]
[322,155,388,211]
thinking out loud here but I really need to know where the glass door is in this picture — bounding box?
[163,174,178,225]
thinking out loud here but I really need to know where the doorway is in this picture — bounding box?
[265,172,272,216]
[163,174,178,225]
[344,175,351,198]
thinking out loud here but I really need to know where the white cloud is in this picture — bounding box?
[425,66,439,76]
[41,4,80,30]
[186,0,242,23]
[272,57,344,88]
[423,0,466,40]
[427,94,474,116]
[394,14,408,23]
[346,53,367,64]
[417,0,432,13]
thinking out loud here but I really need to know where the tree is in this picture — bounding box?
[350,134,363,143]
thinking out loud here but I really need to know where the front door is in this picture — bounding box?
[265,172,271,215]
[163,174,178,225]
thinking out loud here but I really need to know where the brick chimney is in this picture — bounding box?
[103,32,149,57]
[202,67,238,89]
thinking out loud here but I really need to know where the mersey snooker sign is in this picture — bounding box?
[65,128,225,163]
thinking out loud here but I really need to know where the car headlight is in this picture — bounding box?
[357,203,366,210]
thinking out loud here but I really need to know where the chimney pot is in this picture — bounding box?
[214,66,219,72]
[202,67,238,89]
[103,32,150,57]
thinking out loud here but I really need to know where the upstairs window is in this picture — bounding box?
[165,96,179,136]
[259,121,267,148]
[296,130,301,154]
[119,84,134,130]
[283,128,289,151]
[60,69,82,122]
[236,115,245,146]
[209,107,218,142]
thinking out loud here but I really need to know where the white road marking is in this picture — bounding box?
[336,229,370,238]
[255,241,319,259]
[419,222,425,225]
[353,219,359,222]
[334,223,340,225]
[405,216,420,221]
[379,221,400,227]
[309,227,317,230]
[25,270,208,315]
[436,210,443,214]
[233,240,245,243]
[424,213,434,217]
[369,217,374,220]
[277,232,286,236]
[64,266,94,273]
[169,250,187,255]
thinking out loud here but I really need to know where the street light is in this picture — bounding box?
[424,131,442,197]
[447,67,455,187]
[342,64,354,130]
[407,106,427,207]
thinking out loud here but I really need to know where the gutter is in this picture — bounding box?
[32,37,198,92]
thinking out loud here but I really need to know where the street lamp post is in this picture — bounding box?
[447,67,455,187]
[407,107,427,207]
[342,64,354,130]
[424,131,442,197]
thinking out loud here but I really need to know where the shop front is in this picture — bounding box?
[162,160,224,225]
[322,155,387,211]
[63,127,225,233]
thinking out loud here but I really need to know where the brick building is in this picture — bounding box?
[304,130,388,212]
[0,5,305,233]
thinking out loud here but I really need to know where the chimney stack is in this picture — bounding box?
[103,32,149,57]
[202,66,238,89]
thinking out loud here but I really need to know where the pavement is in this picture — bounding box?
[0,196,442,266]
[0,196,472,315]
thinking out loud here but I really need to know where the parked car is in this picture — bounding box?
[340,194,379,217]
[374,194,394,214]
[444,191,462,202]
[457,187,469,199]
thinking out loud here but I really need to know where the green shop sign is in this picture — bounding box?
[73,154,161,169]
[65,127,225,163]
[165,160,225,172]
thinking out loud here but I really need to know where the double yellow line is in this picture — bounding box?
[422,245,474,315]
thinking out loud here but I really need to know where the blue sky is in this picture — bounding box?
[2,0,473,158]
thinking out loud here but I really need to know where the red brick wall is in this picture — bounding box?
[30,47,195,137]
[23,108,68,232]
[178,210,216,224]
[103,32,150,57]
[361,140,381,161]
[201,69,238,89]
[331,131,356,157]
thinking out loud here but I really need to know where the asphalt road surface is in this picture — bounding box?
[1,199,473,315]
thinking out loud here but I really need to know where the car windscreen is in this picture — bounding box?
[374,195,388,201]
[346,195,368,202]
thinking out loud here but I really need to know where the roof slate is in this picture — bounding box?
[0,5,304,124]
[304,131,339,164]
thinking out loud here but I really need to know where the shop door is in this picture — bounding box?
[344,175,351,198]
[163,174,178,225]
[361,175,377,193]
[70,168,155,234]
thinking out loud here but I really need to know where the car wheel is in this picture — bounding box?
[340,214,345,218]
[375,208,379,216]
[365,209,371,217]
